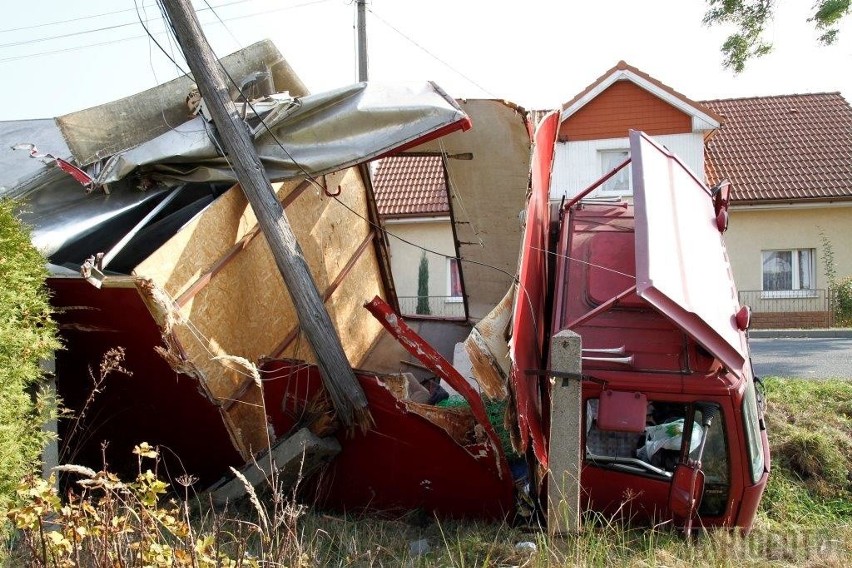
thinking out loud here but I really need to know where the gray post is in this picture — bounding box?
[356,0,368,82]
[40,357,58,488]
[548,329,582,535]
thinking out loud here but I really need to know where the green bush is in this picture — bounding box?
[0,199,59,506]
[834,276,852,327]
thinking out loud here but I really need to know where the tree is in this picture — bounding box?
[0,199,59,505]
[416,252,431,315]
[704,0,851,72]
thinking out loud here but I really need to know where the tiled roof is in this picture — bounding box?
[372,155,449,217]
[703,93,852,203]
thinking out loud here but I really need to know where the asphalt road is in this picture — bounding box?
[748,337,852,379]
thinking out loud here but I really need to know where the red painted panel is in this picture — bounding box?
[630,131,749,377]
[49,278,242,485]
[260,360,515,519]
[511,111,559,467]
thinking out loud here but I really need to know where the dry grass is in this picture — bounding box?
[4,376,852,566]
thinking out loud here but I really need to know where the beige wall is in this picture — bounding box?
[384,217,461,316]
[726,204,852,292]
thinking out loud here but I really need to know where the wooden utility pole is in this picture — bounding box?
[160,0,370,430]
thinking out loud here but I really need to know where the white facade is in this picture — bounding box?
[550,132,707,201]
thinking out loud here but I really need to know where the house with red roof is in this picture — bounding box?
[372,154,464,319]
[703,93,852,328]
[550,61,852,328]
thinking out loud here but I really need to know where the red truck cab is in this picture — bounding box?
[544,130,770,531]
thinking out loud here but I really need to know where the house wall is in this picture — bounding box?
[551,133,706,200]
[726,204,852,327]
[383,217,461,317]
[559,81,691,141]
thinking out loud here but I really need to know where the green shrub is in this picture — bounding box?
[0,199,59,506]
[834,276,852,327]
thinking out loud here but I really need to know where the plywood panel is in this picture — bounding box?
[135,167,389,459]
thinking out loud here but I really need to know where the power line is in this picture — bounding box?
[0,0,256,35]
[0,0,335,64]
[366,6,498,98]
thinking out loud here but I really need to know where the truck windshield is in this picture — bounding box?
[693,403,729,516]
[742,379,765,483]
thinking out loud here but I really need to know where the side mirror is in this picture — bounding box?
[669,463,705,522]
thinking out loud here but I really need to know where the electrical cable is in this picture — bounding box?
[366,6,498,98]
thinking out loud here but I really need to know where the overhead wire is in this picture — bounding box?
[0,0,335,64]
[366,6,498,99]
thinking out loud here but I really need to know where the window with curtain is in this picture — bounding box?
[761,249,815,297]
[599,149,631,194]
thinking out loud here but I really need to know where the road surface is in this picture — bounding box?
[748,337,852,379]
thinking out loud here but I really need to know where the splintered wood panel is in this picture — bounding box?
[136,166,387,458]
[278,250,385,366]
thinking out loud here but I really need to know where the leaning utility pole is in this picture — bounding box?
[160,0,370,430]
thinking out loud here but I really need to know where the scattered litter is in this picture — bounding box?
[409,539,430,557]
[515,541,536,553]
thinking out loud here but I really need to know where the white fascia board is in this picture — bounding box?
[382,216,451,225]
[560,70,720,132]
[730,200,852,212]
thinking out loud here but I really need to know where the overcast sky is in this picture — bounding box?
[1,0,850,121]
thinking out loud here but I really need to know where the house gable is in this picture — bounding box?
[559,61,721,142]
[559,81,691,141]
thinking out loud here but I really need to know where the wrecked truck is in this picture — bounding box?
[3,41,767,531]
[502,113,770,531]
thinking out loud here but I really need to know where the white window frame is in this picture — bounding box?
[760,248,818,299]
[599,149,632,195]
[446,257,463,303]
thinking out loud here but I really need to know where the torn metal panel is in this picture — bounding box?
[57,40,308,166]
[364,296,510,481]
[94,82,470,187]
[17,176,170,259]
[0,118,71,199]
[260,360,514,518]
[463,284,515,400]
[509,111,559,468]
[48,277,242,486]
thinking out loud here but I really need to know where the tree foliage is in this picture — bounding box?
[704,0,851,72]
[416,252,430,315]
[0,199,59,506]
